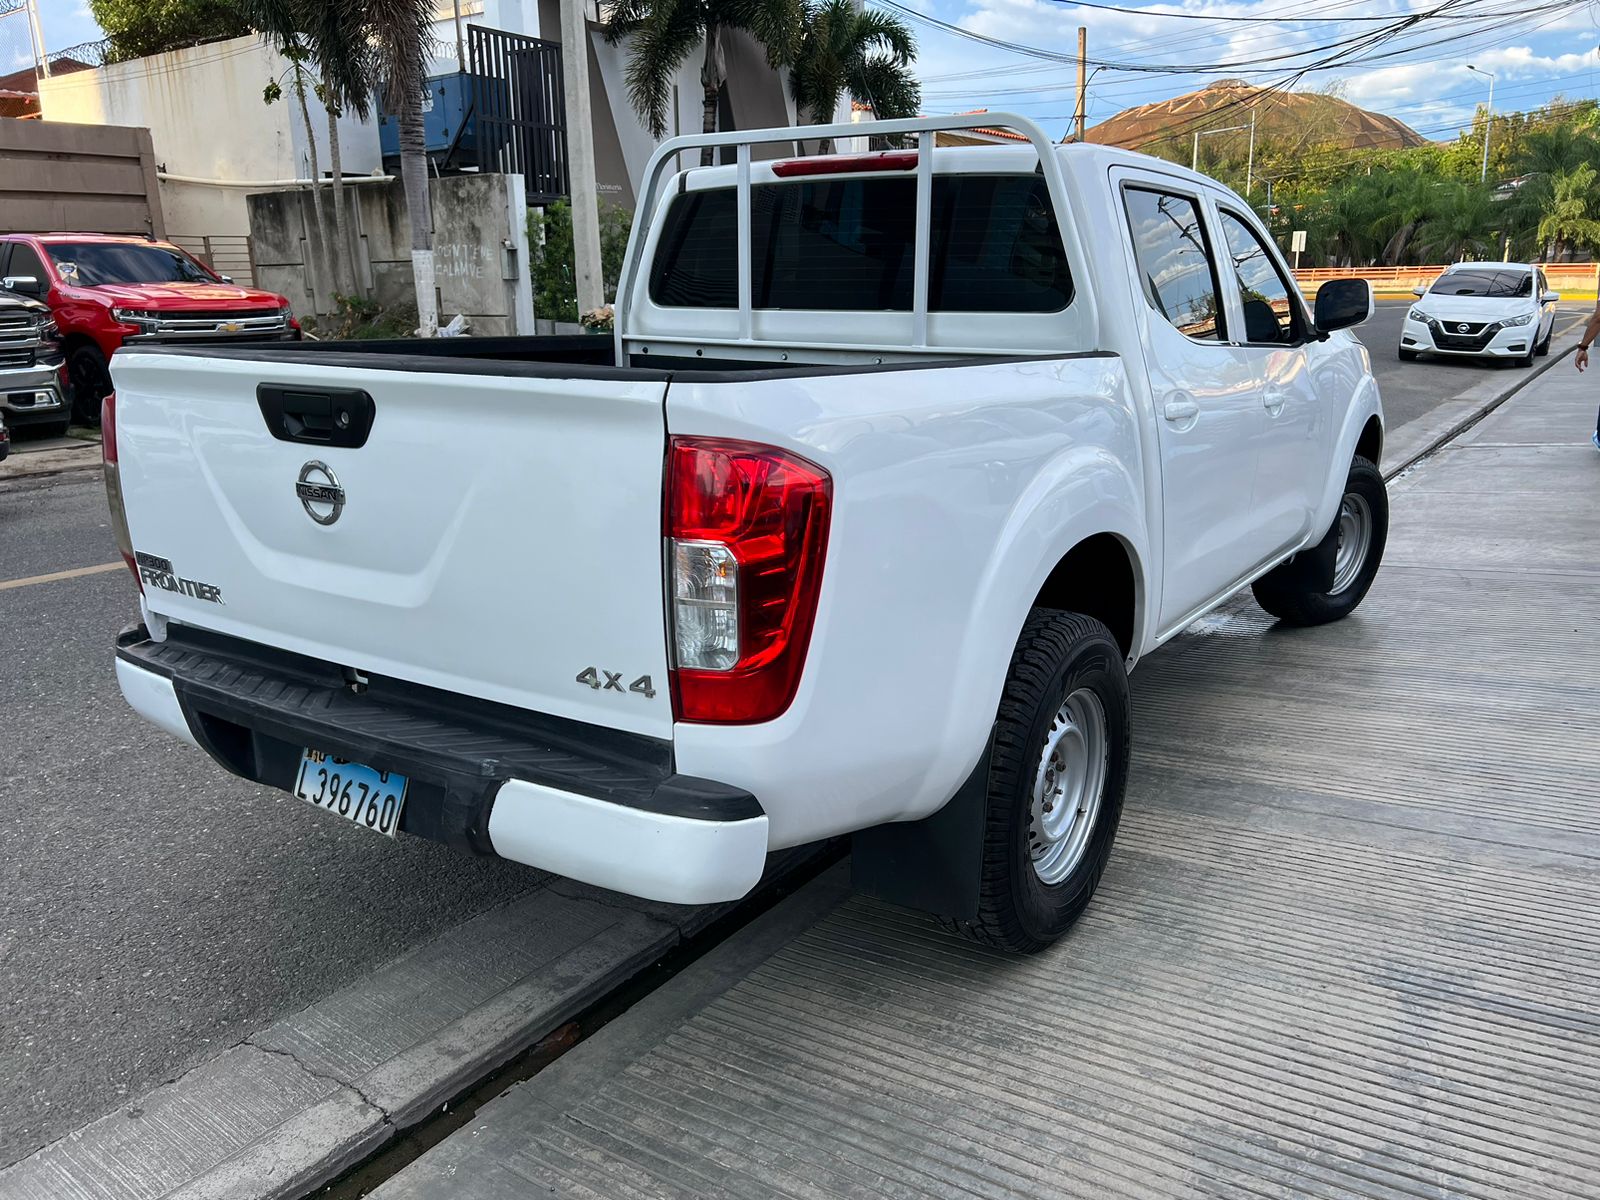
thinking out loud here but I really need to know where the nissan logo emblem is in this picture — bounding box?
[296,460,346,525]
[1457,323,1470,332]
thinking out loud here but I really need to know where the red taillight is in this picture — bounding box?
[666,437,831,724]
[101,392,141,590]
[101,392,118,465]
[770,151,919,177]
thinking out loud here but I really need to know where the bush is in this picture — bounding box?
[529,199,633,324]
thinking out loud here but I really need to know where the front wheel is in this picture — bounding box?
[67,345,112,427]
[1398,348,1419,362]
[945,610,1131,954]
[1252,455,1387,626]
[1536,324,1552,357]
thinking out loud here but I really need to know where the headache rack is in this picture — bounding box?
[613,111,1095,363]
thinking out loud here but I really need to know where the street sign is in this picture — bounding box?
[1290,230,1308,253]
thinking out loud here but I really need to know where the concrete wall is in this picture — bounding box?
[39,36,382,241]
[0,120,164,237]
[249,173,534,336]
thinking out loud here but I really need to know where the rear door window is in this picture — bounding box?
[649,174,1072,313]
[1122,186,1224,342]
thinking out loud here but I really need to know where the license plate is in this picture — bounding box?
[292,750,407,838]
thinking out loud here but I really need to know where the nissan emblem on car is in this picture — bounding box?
[296,461,345,525]
[1458,323,1470,332]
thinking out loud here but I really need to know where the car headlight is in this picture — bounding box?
[111,306,161,330]
[1503,312,1534,327]
[1407,307,1432,323]
[37,317,58,340]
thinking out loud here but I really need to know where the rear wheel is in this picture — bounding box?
[1252,455,1387,626]
[945,610,1130,954]
[67,345,112,427]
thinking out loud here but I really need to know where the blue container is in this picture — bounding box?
[378,71,502,165]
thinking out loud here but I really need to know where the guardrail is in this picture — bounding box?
[170,234,256,288]
[1294,263,1600,298]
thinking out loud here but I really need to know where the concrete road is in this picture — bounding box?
[0,475,548,1166]
[1355,299,1591,431]
[1,305,1587,1173]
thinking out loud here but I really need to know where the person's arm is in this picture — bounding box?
[1575,302,1600,371]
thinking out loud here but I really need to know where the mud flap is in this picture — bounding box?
[850,739,991,922]
[1270,515,1339,594]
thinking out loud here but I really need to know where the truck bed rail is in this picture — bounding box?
[614,112,1094,362]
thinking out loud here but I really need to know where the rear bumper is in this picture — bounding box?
[115,625,769,905]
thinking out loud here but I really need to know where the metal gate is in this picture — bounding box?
[469,25,569,205]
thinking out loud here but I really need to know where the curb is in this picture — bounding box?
[0,848,828,1200]
[1380,318,1585,480]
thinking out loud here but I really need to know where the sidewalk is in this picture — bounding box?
[373,365,1600,1198]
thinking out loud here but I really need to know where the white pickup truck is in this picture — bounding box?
[107,114,1384,953]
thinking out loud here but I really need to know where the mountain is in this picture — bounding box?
[1085,79,1428,155]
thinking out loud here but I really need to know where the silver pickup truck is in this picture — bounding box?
[0,289,69,438]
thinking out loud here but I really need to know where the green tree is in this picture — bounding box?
[530,200,636,323]
[243,0,339,300]
[1536,163,1600,261]
[602,0,805,166]
[90,0,250,61]
[789,0,918,152]
[361,0,439,334]
[1415,182,1498,263]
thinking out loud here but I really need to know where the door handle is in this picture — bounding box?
[1263,389,1286,416]
[1162,399,1200,422]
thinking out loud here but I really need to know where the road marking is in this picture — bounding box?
[0,561,124,591]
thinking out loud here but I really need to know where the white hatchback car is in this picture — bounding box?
[1400,262,1558,365]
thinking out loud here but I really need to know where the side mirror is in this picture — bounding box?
[1542,290,1559,304]
[219,274,234,283]
[1315,277,1373,334]
[2,275,42,297]
[1411,284,1426,298]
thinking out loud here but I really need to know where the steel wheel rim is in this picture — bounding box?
[1028,688,1108,885]
[1331,492,1372,595]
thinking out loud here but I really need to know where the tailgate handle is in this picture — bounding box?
[257,384,375,449]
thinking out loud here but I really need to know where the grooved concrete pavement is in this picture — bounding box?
[373,362,1600,1197]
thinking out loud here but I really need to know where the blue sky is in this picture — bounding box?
[882,0,1600,143]
[19,0,1600,145]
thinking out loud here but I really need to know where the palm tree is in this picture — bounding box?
[1375,169,1441,266]
[789,0,918,153]
[362,0,438,333]
[602,0,805,167]
[1415,181,1497,263]
[1536,163,1600,261]
[243,0,337,303]
[301,2,374,299]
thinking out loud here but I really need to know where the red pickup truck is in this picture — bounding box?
[0,233,298,426]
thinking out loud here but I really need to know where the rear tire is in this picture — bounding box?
[944,610,1131,954]
[1252,455,1387,626]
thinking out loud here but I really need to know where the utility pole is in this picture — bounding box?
[25,0,49,79]
[1074,27,1087,143]
[559,0,604,318]
[451,0,465,72]
[1467,65,1495,184]
[1245,108,1256,196]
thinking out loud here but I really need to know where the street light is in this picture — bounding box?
[1192,110,1257,193]
[1466,65,1495,184]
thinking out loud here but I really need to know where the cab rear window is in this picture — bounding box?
[649,174,1073,314]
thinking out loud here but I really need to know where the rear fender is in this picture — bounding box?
[934,450,1150,816]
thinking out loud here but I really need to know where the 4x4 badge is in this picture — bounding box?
[296,461,345,526]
